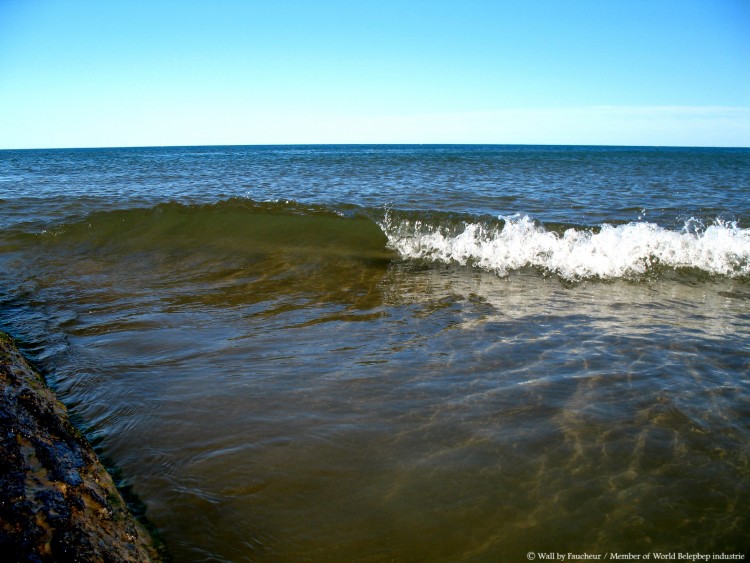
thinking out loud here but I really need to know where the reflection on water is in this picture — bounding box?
[2,238,749,560]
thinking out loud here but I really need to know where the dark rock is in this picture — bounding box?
[0,331,163,562]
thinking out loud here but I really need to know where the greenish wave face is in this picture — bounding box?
[31,199,391,257]
[4,198,750,284]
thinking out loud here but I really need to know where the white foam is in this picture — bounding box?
[380,213,750,280]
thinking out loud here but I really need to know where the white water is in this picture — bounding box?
[381,213,750,280]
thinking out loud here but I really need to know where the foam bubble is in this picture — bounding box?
[380,213,750,280]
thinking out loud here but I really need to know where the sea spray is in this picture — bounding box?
[380,211,750,280]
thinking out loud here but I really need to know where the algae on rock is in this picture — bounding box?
[0,331,162,562]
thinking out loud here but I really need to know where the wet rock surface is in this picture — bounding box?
[0,331,162,562]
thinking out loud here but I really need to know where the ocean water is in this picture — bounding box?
[1,145,749,561]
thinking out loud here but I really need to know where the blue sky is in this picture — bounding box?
[1,0,748,148]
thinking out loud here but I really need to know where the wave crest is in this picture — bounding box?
[380,213,750,280]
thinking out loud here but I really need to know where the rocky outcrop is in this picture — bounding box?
[0,331,162,562]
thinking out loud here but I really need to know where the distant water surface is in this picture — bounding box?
[1,145,749,561]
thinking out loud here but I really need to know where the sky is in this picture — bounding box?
[0,0,748,148]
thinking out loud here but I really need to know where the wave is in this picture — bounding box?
[4,198,749,281]
[379,212,750,280]
[24,198,391,261]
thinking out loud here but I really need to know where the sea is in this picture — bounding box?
[0,145,749,561]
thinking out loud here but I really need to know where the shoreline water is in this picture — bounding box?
[1,145,748,559]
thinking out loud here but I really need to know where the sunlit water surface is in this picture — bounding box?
[1,145,749,561]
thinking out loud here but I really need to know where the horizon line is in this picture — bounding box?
[3,142,750,151]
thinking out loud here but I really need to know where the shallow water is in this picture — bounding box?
[1,145,749,560]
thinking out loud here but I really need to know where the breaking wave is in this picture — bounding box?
[380,212,750,280]
[5,197,749,282]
